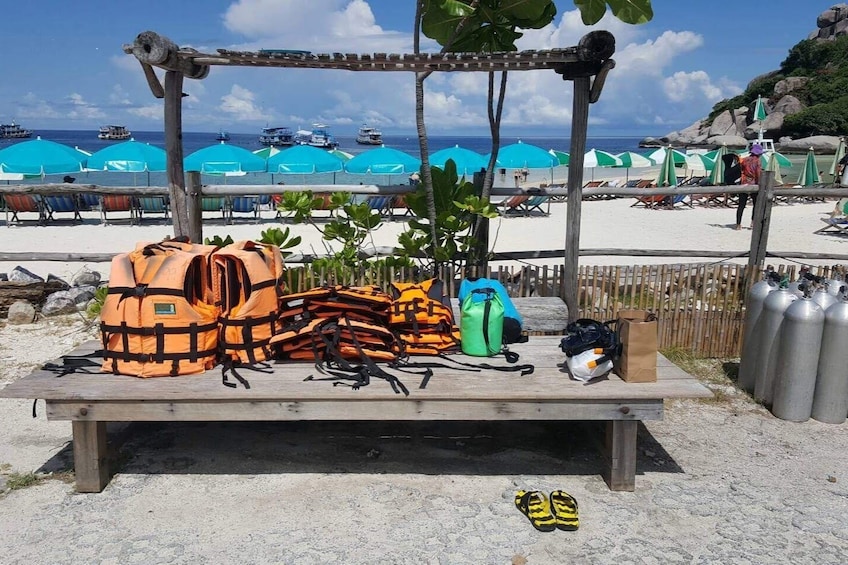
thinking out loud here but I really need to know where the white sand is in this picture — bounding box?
[1,187,843,282]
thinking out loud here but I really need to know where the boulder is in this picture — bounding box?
[708,110,735,137]
[773,94,805,115]
[774,77,809,97]
[638,137,663,148]
[707,135,747,149]
[72,268,101,287]
[9,267,44,283]
[836,18,848,36]
[41,295,78,317]
[46,274,71,290]
[7,300,36,325]
[777,135,842,153]
[65,286,96,305]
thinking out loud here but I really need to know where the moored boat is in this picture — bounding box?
[356,124,383,145]
[259,126,295,146]
[295,123,339,149]
[98,125,131,140]
[216,129,230,142]
[0,122,33,139]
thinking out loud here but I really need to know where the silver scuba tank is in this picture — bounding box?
[753,288,798,405]
[812,299,848,424]
[738,272,779,393]
[787,268,810,298]
[811,285,838,312]
[771,298,825,422]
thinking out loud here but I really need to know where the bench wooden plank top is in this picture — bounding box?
[450,296,568,333]
[0,337,711,402]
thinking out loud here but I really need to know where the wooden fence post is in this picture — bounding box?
[164,70,189,239]
[746,170,775,293]
[186,171,202,244]
[564,77,591,322]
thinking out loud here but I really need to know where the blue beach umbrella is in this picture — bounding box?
[345,146,421,175]
[429,145,487,176]
[487,140,558,169]
[87,139,166,172]
[267,145,344,174]
[0,136,87,176]
[185,142,267,174]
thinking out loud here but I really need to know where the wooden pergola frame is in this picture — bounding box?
[124,30,617,320]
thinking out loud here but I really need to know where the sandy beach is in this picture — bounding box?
[1,190,844,285]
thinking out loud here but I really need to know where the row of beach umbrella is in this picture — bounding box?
[0,136,832,189]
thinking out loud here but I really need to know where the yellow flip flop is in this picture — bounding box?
[514,490,556,532]
[550,490,579,531]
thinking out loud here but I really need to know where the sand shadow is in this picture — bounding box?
[707,223,748,230]
[37,420,684,480]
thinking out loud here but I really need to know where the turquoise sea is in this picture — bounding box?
[0,130,646,187]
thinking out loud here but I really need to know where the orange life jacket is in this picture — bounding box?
[211,241,285,364]
[388,279,460,354]
[100,242,220,377]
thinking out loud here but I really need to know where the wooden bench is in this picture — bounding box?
[0,335,711,494]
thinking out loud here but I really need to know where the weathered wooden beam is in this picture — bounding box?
[129,31,209,80]
[747,171,776,286]
[186,171,202,244]
[589,59,615,103]
[164,71,190,238]
[565,76,591,322]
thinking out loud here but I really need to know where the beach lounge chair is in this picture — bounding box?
[519,194,552,216]
[582,180,610,201]
[497,194,530,215]
[365,195,394,218]
[4,194,45,225]
[100,194,137,225]
[79,192,101,211]
[630,182,665,209]
[227,196,261,223]
[136,196,169,223]
[43,195,83,223]
[201,197,227,220]
[815,217,848,236]
[390,194,414,219]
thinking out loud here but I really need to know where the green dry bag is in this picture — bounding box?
[460,287,504,357]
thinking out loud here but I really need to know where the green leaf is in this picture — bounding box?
[574,0,653,25]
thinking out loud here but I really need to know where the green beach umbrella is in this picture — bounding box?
[765,152,784,185]
[753,95,768,122]
[645,147,687,167]
[760,150,791,169]
[549,149,570,166]
[796,147,821,187]
[583,149,621,168]
[654,146,678,187]
[708,145,729,185]
[329,149,354,162]
[614,151,653,181]
[684,153,715,174]
[829,137,846,176]
[252,146,281,159]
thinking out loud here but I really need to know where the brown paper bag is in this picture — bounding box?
[614,309,657,383]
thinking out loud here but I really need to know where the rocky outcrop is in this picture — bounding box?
[0,266,106,319]
[776,135,842,153]
[812,4,848,39]
[774,77,809,97]
[706,135,747,149]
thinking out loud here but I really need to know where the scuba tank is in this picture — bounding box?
[812,298,848,424]
[753,287,797,405]
[771,297,825,422]
[787,267,810,298]
[811,284,837,313]
[738,269,780,393]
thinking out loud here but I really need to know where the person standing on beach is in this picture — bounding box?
[736,144,762,230]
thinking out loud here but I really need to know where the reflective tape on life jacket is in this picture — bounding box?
[100,246,220,377]
[212,241,285,365]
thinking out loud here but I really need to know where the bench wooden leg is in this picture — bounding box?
[72,421,110,493]
[603,420,637,491]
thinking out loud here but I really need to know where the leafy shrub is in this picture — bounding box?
[782,96,848,137]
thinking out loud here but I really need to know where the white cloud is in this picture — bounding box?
[663,70,728,103]
[17,93,61,119]
[128,104,163,121]
[66,94,106,119]
[219,84,272,121]
[109,85,132,106]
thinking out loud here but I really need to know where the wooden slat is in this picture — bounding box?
[48,400,663,422]
[1,337,711,403]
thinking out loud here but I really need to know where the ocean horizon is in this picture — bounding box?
[1,129,647,187]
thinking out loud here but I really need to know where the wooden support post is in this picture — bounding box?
[164,70,189,239]
[71,420,109,493]
[564,76,591,322]
[603,419,637,491]
[186,171,202,244]
[746,171,775,293]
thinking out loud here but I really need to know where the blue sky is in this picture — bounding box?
[0,1,836,137]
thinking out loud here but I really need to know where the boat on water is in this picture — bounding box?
[0,122,33,139]
[216,129,230,142]
[98,125,131,140]
[259,126,295,146]
[356,124,383,145]
[295,123,339,149]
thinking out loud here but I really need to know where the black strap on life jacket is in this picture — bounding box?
[220,358,274,389]
[218,311,277,365]
[100,320,218,376]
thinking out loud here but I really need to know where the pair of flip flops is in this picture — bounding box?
[514,490,579,532]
